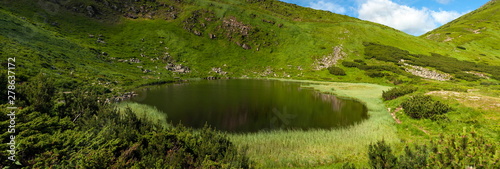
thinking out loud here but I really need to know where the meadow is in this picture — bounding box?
[229,80,398,168]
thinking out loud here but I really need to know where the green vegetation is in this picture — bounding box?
[0,74,251,168]
[0,0,499,168]
[382,86,417,101]
[364,42,500,81]
[229,79,398,168]
[367,128,500,169]
[401,95,452,119]
[328,66,346,76]
[116,102,170,129]
[368,140,398,169]
[423,0,500,65]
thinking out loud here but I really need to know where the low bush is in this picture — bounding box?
[366,128,500,169]
[366,71,388,78]
[401,95,451,119]
[328,66,346,76]
[368,140,398,169]
[455,72,481,81]
[341,61,360,68]
[353,59,365,64]
[382,86,417,100]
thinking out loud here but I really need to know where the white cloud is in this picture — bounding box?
[309,1,347,14]
[357,0,464,35]
[431,10,462,24]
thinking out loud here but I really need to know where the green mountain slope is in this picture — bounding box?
[422,0,500,63]
[3,0,494,89]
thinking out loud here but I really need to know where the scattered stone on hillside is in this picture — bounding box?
[223,16,250,36]
[124,13,138,19]
[209,33,216,39]
[211,67,227,75]
[466,71,490,79]
[444,36,454,42]
[242,43,251,50]
[471,27,485,34]
[193,30,202,36]
[86,6,95,17]
[96,39,106,44]
[165,63,190,73]
[262,67,273,76]
[400,61,451,81]
[129,58,141,63]
[313,45,346,70]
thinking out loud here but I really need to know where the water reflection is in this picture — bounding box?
[133,79,368,133]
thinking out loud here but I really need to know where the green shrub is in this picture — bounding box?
[398,145,428,168]
[368,140,398,169]
[401,95,451,119]
[455,72,481,81]
[353,59,365,64]
[366,71,388,78]
[341,162,357,169]
[0,72,6,103]
[428,129,500,168]
[341,61,360,68]
[328,66,346,76]
[366,128,499,168]
[21,73,56,113]
[382,86,417,100]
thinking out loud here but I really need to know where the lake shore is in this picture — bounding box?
[230,79,398,168]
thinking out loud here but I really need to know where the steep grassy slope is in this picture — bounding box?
[423,0,500,64]
[2,0,492,88]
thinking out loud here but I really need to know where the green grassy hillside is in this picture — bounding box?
[3,0,497,89]
[422,0,500,64]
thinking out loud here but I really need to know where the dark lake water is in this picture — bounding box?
[132,79,368,132]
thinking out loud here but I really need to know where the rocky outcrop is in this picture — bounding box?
[401,61,451,81]
[261,67,274,77]
[165,63,190,73]
[183,9,216,36]
[105,91,138,103]
[313,45,346,70]
[211,67,227,75]
[466,71,490,79]
[118,58,141,63]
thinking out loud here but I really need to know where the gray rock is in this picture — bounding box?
[242,43,251,50]
[86,6,95,17]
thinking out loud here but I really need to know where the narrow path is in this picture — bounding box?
[389,107,430,135]
[388,107,402,124]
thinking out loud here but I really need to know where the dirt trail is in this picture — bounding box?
[388,107,402,124]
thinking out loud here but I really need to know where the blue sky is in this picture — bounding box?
[279,0,490,35]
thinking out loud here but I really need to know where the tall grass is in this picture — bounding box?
[115,102,170,129]
[230,80,398,168]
